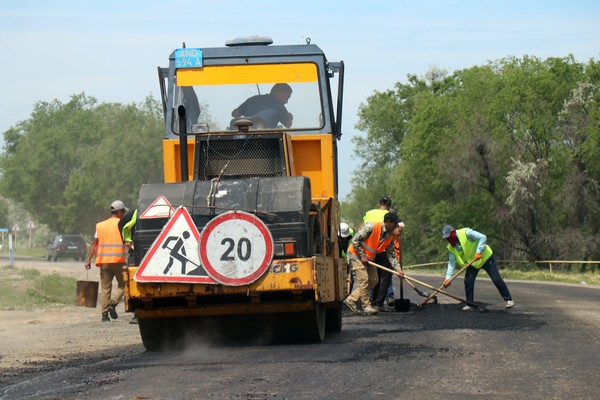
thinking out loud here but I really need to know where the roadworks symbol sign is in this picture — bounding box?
[139,195,176,219]
[134,206,215,284]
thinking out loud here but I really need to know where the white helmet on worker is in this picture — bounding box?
[339,222,351,238]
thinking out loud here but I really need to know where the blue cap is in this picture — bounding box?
[442,225,454,239]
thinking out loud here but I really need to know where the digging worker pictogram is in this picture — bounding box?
[162,230,194,275]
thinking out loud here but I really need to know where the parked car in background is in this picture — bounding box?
[46,234,87,261]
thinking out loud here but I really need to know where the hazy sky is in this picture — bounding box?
[1,0,599,199]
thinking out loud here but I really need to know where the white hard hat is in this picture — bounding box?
[340,222,351,238]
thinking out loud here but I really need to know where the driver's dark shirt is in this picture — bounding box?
[235,94,288,127]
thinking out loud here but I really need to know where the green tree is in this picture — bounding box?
[350,74,434,220]
[0,93,164,234]
[0,196,8,228]
[348,55,600,266]
[551,73,600,264]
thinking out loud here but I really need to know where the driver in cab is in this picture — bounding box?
[231,83,293,128]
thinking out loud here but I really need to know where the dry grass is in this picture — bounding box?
[0,266,76,310]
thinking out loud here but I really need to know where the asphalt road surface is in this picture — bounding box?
[1,259,599,400]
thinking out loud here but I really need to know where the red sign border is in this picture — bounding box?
[139,195,175,219]
[199,211,274,286]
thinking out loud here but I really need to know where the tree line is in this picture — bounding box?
[1,55,599,269]
[0,93,164,238]
[342,55,600,270]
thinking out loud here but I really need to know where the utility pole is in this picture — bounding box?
[0,228,13,268]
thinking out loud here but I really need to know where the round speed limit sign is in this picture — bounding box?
[199,211,274,286]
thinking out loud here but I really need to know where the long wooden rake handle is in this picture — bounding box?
[369,261,485,312]
[367,261,430,297]
[403,274,431,297]
[418,260,475,307]
[402,274,485,311]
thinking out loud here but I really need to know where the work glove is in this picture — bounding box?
[474,253,482,261]
[395,268,404,278]
[443,279,451,287]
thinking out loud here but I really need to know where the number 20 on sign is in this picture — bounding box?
[199,211,273,286]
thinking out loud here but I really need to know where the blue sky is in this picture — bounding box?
[1,0,599,199]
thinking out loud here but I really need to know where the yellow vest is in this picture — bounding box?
[121,209,137,243]
[363,209,388,223]
[447,228,493,269]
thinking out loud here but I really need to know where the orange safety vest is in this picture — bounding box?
[95,216,126,266]
[394,236,401,263]
[364,208,401,261]
[348,222,394,261]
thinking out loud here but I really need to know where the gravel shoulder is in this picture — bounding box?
[0,257,143,375]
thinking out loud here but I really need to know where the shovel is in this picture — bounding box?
[418,259,475,307]
[404,273,434,299]
[402,274,487,312]
[394,275,411,312]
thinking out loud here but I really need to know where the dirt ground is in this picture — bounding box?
[3,256,600,399]
[0,258,144,375]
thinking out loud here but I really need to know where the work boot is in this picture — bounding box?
[462,305,474,311]
[107,302,118,320]
[506,300,515,308]
[385,297,395,307]
[101,313,110,322]
[363,305,379,315]
[343,298,359,314]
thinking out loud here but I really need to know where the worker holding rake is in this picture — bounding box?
[344,212,403,315]
[441,225,515,311]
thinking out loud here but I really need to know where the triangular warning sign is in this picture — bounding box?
[134,206,216,284]
[140,196,176,219]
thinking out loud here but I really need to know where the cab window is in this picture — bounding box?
[171,63,322,134]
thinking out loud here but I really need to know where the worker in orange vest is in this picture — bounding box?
[84,200,128,322]
[363,196,401,309]
[344,212,403,315]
